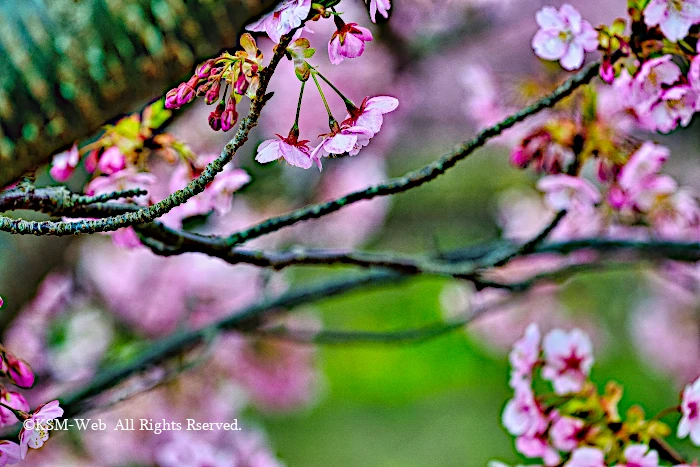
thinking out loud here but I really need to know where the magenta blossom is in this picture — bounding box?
[310,125,373,170]
[614,444,659,467]
[49,145,80,182]
[1,353,34,389]
[537,175,601,211]
[502,382,547,437]
[18,400,64,459]
[343,96,399,136]
[96,146,126,175]
[541,328,594,394]
[679,376,700,444]
[256,133,313,169]
[630,55,682,109]
[328,18,373,65]
[246,0,311,43]
[515,432,561,466]
[0,441,20,467]
[368,0,391,23]
[618,142,669,193]
[532,4,599,71]
[565,447,605,467]
[644,0,700,42]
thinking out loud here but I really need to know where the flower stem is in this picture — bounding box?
[294,81,306,130]
[312,73,338,130]
[315,71,356,110]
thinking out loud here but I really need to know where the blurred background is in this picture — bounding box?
[2,0,700,465]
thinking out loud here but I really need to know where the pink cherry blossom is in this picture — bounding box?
[509,323,541,387]
[618,142,670,193]
[255,133,313,169]
[96,146,126,175]
[615,444,659,467]
[310,125,373,170]
[532,4,599,71]
[644,0,700,42]
[549,415,584,452]
[18,400,64,459]
[541,328,594,394]
[565,447,605,467]
[629,55,682,109]
[110,227,142,249]
[246,0,311,43]
[649,85,697,133]
[343,96,399,136]
[328,19,373,65]
[0,441,20,467]
[690,54,700,97]
[0,391,29,427]
[678,376,700,444]
[368,0,391,23]
[49,144,80,182]
[537,175,601,211]
[515,433,561,466]
[502,383,547,437]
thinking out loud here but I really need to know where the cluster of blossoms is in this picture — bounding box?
[498,324,700,466]
[0,301,63,465]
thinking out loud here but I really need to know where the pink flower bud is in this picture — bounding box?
[234,64,249,96]
[221,98,238,132]
[208,103,224,131]
[165,87,180,109]
[84,150,99,173]
[176,82,196,107]
[196,59,214,79]
[205,81,221,105]
[97,146,127,175]
[2,353,34,389]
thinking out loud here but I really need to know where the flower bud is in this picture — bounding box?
[176,81,196,107]
[196,59,215,79]
[205,81,221,105]
[208,102,224,131]
[165,87,180,109]
[221,98,238,132]
[2,353,34,389]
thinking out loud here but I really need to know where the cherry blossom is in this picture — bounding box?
[541,328,594,394]
[516,432,561,466]
[614,444,659,467]
[255,133,313,169]
[49,145,80,182]
[85,169,156,206]
[643,0,700,42]
[1,353,35,389]
[502,382,547,437]
[0,441,20,467]
[678,375,700,444]
[629,56,682,109]
[19,400,64,459]
[368,0,391,23]
[509,323,541,387]
[96,146,126,175]
[310,125,373,170]
[343,96,399,136]
[532,4,599,71]
[564,447,605,467]
[649,85,697,133]
[537,175,601,211]
[328,18,373,65]
[618,142,670,193]
[549,415,584,452]
[245,0,311,43]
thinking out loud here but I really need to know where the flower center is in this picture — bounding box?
[558,29,573,43]
[669,0,684,12]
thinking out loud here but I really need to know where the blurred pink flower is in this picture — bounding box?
[502,382,546,437]
[509,323,541,387]
[629,56,681,108]
[85,169,156,206]
[255,134,313,169]
[564,447,605,467]
[368,0,391,22]
[328,19,373,65]
[19,400,64,459]
[531,4,598,71]
[549,414,584,452]
[644,0,700,42]
[679,376,700,444]
[0,391,29,427]
[515,432,561,466]
[537,175,601,211]
[619,142,669,193]
[542,328,594,394]
[96,147,126,175]
[246,0,311,43]
[49,145,80,182]
[615,444,659,467]
[0,441,20,467]
[109,227,142,249]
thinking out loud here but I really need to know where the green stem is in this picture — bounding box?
[312,73,337,130]
[293,81,306,130]
[316,71,356,110]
